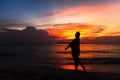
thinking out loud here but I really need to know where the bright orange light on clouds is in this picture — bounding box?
[48,29,77,40]
[47,23,105,40]
[61,30,76,39]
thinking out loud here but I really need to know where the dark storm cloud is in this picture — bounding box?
[0,26,56,44]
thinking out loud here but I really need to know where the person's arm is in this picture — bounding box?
[65,44,70,50]
[65,39,74,50]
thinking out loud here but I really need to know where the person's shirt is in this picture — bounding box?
[69,37,80,53]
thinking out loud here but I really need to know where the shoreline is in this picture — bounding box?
[0,64,120,80]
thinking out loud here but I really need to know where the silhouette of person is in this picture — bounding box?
[65,32,86,72]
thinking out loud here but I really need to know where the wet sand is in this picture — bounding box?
[0,64,120,80]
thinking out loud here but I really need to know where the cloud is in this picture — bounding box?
[81,36,120,44]
[0,18,29,29]
[0,26,56,44]
[46,23,106,39]
[41,1,118,18]
[90,26,105,33]
[35,1,120,26]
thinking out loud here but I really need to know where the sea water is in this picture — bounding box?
[0,44,120,73]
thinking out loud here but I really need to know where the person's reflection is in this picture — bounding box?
[65,32,86,72]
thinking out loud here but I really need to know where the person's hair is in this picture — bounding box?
[75,32,80,38]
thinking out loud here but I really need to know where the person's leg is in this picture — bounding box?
[73,56,79,71]
[78,59,86,72]
[74,59,78,71]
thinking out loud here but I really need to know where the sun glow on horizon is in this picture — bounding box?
[46,23,107,40]
[48,29,94,40]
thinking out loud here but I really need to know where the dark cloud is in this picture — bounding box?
[0,26,56,44]
[0,18,29,28]
[81,36,120,44]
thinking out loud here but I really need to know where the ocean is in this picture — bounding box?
[0,44,120,73]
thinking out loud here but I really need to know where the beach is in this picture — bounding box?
[0,64,120,80]
[0,44,120,80]
[0,0,120,79]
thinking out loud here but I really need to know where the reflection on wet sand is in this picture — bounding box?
[60,65,83,71]
[60,64,120,73]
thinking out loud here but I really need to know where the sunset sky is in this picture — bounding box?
[0,0,120,40]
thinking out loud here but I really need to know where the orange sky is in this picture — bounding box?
[0,0,120,43]
[26,1,120,40]
[46,23,105,40]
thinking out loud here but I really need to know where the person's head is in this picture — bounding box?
[75,32,80,38]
